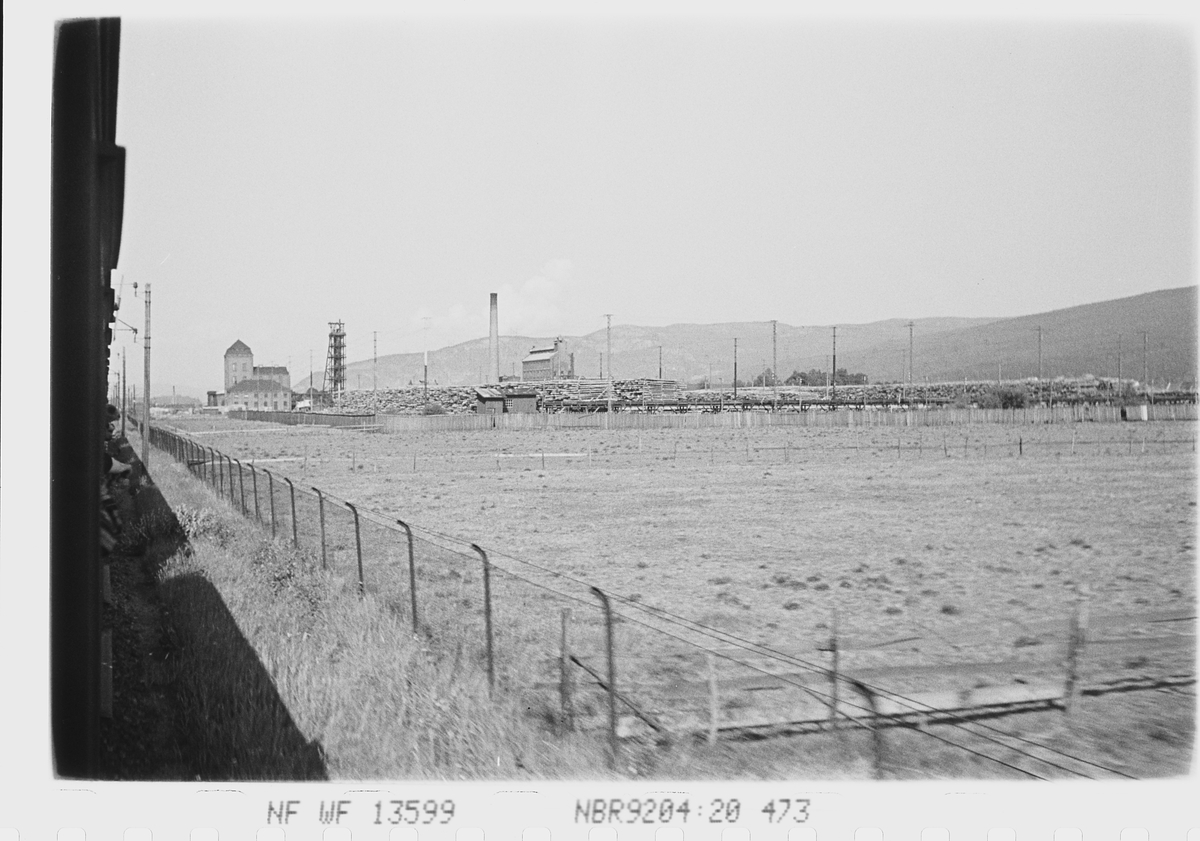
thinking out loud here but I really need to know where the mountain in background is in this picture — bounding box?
[296,286,1196,391]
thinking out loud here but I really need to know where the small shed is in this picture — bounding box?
[506,390,539,414]
[475,387,506,415]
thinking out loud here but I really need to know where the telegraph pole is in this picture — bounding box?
[422,317,430,405]
[907,321,914,388]
[1142,330,1149,399]
[1113,333,1123,395]
[120,347,126,438]
[733,337,739,398]
[830,326,837,405]
[605,314,613,413]
[142,283,151,467]
[771,319,778,405]
[373,330,378,394]
[1036,325,1043,382]
[658,345,663,380]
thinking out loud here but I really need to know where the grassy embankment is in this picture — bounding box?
[146,443,912,779]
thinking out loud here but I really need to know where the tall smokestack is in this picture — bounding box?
[489,292,500,383]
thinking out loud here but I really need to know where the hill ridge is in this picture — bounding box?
[296,286,1196,390]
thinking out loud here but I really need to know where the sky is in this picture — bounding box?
[19,12,1200,399]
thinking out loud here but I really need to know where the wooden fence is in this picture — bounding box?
[226,402,1198,433]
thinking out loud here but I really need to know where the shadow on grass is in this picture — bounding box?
[128,466,328,781]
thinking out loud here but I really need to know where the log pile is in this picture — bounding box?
[318,376,1165,416]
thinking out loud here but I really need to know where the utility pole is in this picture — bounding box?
[423,317,431,405]
[1036,325,1043,382]
[1142,330,1149,400]
[309,349,313,403]
[1113,333,1123,395]
[733,337,739,398]
[658,345,663,380]
[907,321,914,388]
[120,347,126,438]
[142,282,151,467]
[373,330,378,394]
[604,314,613,413]
[831,326,837,405]
[771,319,778,405]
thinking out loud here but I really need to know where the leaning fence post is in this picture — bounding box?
[217,451,225,497]
[472,544,496,697]
[397,518,418,633]
[706,652,719,745]
[590,586,619,770]
[234,459,246,516]
[314,488,328,570]
[559,608,574,733]
[250,464,261,523]
[828,610,840,732]
[848,678,885,779]
[207,447,216,487]
[1063,581,1090,719]
[284,477,299,548]
[225,454,235,499]
[265,469,277,539]
[347,501,364,598]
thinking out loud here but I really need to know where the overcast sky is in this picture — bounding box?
[43,15,1200,396]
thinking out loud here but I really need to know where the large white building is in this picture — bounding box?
[210,340,294,410]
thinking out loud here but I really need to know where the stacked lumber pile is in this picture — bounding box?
[536,378,683,406]
[334,387,478,415]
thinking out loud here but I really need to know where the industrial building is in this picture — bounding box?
[521,337,573,381]
[474,386,539,414]
[209,339,294,409]
[224,339,291,390]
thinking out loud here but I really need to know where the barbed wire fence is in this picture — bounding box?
[145,423,1194,779]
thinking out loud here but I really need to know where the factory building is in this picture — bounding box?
[222,378,294,411]
[214,339,294,409]
[224,339,291,390]
[521,337,573,381]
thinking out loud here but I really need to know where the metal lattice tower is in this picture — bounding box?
[323,321,346,405]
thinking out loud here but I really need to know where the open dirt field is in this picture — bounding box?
[164,415,1195,777]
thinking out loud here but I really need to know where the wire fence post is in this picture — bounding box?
[706,652,719,745]
[225,454,235,500]
[828,610,840,733]
[848,679,885,779]
[217,450,225,497]
[347,501,364,598]
[266,469,277,539]
[250,464,260,523]
[472,544,496,697]
[590,585,619,770]
[397,518,418,634]
[315,488,328,570]
[207,447,216,488]
[234,459,246,516]
[559,607,574,734]
[1063,581,1090,720]
[284,477,298,548]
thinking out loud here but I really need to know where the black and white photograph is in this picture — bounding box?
[5,3,1198,832]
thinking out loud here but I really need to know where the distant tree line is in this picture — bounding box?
[760,367,869,387]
